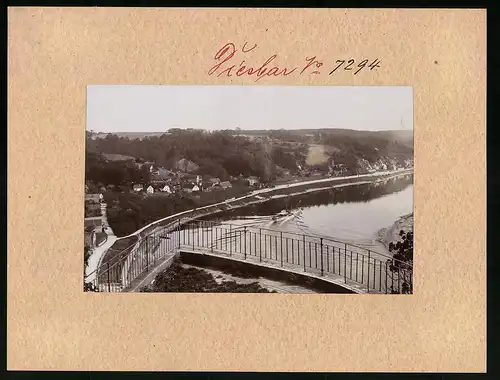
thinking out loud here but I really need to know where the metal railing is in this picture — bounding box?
[84,226,179,292]
[84,219,413,294]
[178,221,413,294]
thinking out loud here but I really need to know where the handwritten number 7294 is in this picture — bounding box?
[329,59,381,75]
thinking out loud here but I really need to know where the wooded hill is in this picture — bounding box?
[86,128,413,182]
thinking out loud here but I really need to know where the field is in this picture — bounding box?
[306,144,330,166]
[102,153,136,161]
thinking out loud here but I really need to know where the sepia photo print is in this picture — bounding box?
[84,85,414,294]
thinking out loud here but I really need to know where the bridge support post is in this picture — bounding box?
[244,227,247,260]
[107,262,111,292]
[146,236,149,273]
[177,219,181,250]
[397,266,401,293]
[303,235,306,272]
[229,224,232,256]
[211,222,214,253]
[259,229,262,262]
[344,243,347,284]
[367,250,371,293]
[320,238,324,276]
[280,231,283,267]
[385,261,389,294]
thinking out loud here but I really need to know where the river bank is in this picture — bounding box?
[377,212,414,248]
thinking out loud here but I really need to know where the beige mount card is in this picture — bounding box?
[7,7,486,372]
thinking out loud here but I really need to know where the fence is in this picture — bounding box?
[177,221,413,294]
[84,227,179,292]
[85,219,413,294]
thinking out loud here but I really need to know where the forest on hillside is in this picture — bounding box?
[86,128,413,185]
[87,129,297,182]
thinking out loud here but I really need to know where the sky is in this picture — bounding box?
[87,85,413,132]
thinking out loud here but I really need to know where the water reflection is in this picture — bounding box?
[210,175,412,217]
[300,183,413,240]
[206,174,414,253]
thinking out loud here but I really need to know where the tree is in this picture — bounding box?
[197,161,228,180]
[84,244,91,268]
[387,230,413,294]
[83,245,99,292]
[86,181,99,194]
[271,147,298,172]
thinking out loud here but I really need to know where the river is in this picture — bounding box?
[206,174,414,256]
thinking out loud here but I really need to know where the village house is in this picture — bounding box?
[331,164,348,176]
[133,184,143,192]
[135,161,155,171]
[169,181,182,192]
[200,181,212,191]
[357,158,376,173]
[192,184,200,192]
[219,181,232,190]
[160,184,172,193]
[85,194,100,204]
[152,167,174,181]
[146,185,154,194]
[181,173,198,183]
[209,177,221,187]
[195,175,202,186]
[247,176,260,187]
[404,159,414,168]
[310,169,323,177]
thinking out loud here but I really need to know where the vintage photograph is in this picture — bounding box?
[84,85,414,294]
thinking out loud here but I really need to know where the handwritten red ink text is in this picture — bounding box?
[208,42,323,82]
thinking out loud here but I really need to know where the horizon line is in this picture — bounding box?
[87,127,413,133]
